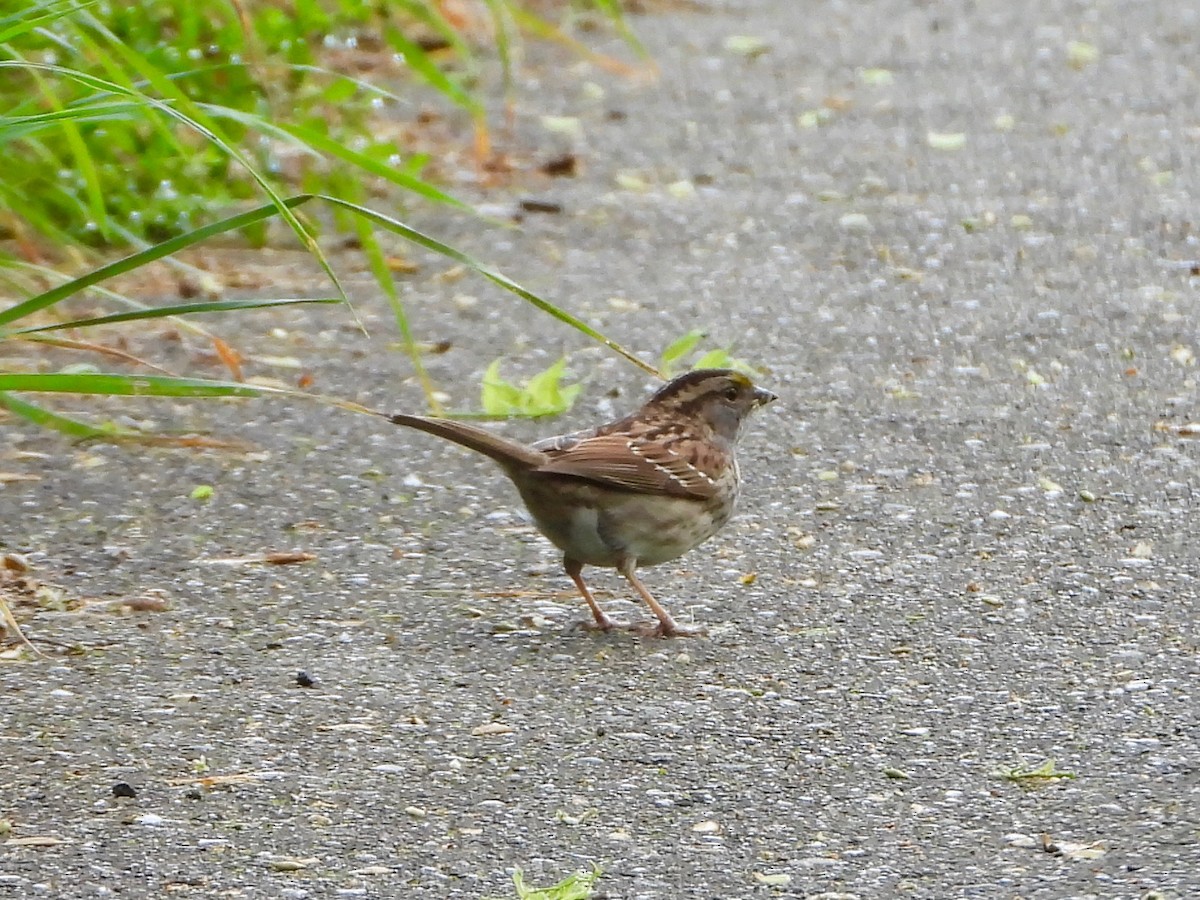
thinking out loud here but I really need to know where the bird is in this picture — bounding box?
[389,368,776,636]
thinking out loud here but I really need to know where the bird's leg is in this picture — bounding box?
[617,558,707,638]
[564,557,617,632]
[0,598,39,656]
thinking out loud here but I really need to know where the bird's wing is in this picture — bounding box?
[533,432,720,499]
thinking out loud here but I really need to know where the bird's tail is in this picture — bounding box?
[389,414,547,470]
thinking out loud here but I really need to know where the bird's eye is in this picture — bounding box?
[723,386,739,401]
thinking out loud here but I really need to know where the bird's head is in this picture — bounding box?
[646,369,777,442]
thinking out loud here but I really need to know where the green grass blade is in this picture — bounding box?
[505,6,638,75]
[0,372,281,398]
[396,0,476,63]
[382,24,482,118]
[14,55,109,233]
[0,0,102,44]
[0,182,80,249]
[351,216,440,410]
[588,0,648,57]
[277,121,468,209]
[0,390,128,439]
[205,107,468,210]
[480,0,515,106]
[55,21,191,154]
[73,10,226,139]
[283,62,421,107]
[0,375,390,432]
[315,195,660,378]
[0,195,316,328]
[10,297,340,334]
[0,101,145,142]
[0,258,221,342]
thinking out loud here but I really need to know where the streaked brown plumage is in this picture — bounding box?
[390,369,776,636]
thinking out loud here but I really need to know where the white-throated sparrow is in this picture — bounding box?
[390,368,776,636]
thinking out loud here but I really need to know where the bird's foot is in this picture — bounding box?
[628,620,708,639]
[575,615,623,633]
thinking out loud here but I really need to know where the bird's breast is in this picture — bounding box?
[516,478,732,568]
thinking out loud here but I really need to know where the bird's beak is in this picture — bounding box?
[752,386,778,408]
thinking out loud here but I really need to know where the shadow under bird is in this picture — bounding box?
[389,368,777,636]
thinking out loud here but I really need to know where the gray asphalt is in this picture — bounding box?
[3,0,1199,897]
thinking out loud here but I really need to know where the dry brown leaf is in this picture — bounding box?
[386,256,420,274]
[113,591,171,613]
[264,552,318,565]
[211,336,244,381]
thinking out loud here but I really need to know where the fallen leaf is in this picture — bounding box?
[540,153,578,177]
[1066,41,1100,69]
[753,872,792,886]
[114,591,170,613]
[268,857,319,871]
[386,256,420,274]
[724,35,770,58]
[858,68,894,85]
[540,115,583,140]
[927,131,967,150]
[264,552,318,565]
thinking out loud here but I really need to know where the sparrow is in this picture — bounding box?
[390,368,776,636]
